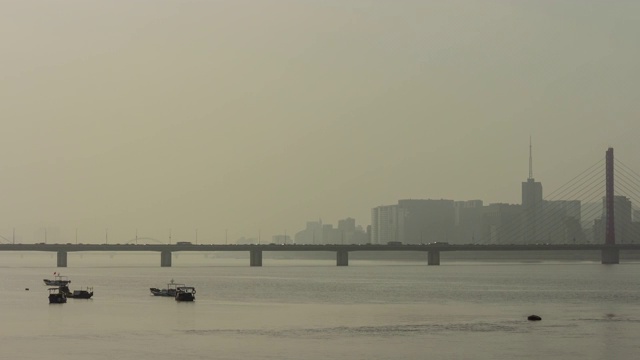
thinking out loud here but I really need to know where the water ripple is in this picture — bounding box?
[185,321,529,338]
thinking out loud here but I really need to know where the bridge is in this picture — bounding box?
[0,147,637,267]
[0,243,638,267]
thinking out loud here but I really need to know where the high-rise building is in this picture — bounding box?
[593,196,635,244]
[396,199,455,244]
[454,200,484,244]
[522,139,543,243]
[610,195,631,244]
[522,180,543,208]
[294,220,323,245]
[371,205,402,244]
[481,203,523,244]
[338,218,356,233]
[542,200,584,243]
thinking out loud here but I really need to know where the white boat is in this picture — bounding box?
[43,272,71,286]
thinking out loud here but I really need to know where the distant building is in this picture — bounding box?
[481,203,523,244]
[338,218,356,233]
[593,196,636,244]
[522,178,543,243]
[294,221,323,245]
[371,200,455,244]
[542,200,584,244]
[522,139,544,244]
[454,200,484,244]
[545,200,581,222]
[522,178,543,208]
[371,205,403,245]
[398,199,455,244]
[295,218,368,245]
[581,202,602,226]
[271,234,291,244]
[364,142,633,246]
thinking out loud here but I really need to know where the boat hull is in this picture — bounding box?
[175,293,195,302]
[44,279,71,286]
[49,294,67,304]
[150,287,176,297]
[60,285,93,299]
[68,290,93,299]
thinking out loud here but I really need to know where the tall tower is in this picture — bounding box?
[605,147,615,245]
[601,147,619,264]
[522,138,543,206]
[522,138,543,243]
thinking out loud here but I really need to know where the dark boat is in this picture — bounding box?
[150,279,183,297]
[175,286,196,302]
[60,285,93,299]
[43,272,71,286]
[48,287,67,304]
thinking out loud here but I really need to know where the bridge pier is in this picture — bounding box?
[336,250,349,266]
[427,250,440,266]
[56,250,67,267]
[250,250,262,267]
[160,251,172,267]
[601,247,619,264]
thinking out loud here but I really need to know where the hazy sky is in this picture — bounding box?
[1,0,639,243]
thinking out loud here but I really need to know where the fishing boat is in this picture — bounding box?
[48,287,67,304]
[175,286,196,302]
[150,279,184,297]
[60,285,94,299]
[43,272,71,286]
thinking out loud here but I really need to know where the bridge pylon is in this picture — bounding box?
[602,147,619,264]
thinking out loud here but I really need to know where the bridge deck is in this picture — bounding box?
[0,243,636,252]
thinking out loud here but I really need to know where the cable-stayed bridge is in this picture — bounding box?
[0,148,638,267]
[469,147,639,264]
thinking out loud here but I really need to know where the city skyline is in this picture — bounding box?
[3,164,638,246]
[0,141,639,245]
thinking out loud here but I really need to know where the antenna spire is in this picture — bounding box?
[528,136,533,180]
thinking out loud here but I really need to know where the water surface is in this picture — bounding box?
[1,253,639,359]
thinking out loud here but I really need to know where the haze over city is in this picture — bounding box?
[1,1,639,244]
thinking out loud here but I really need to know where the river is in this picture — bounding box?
[1,253,639,359]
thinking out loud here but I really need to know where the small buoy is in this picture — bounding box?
[528,315,542,321]
[25,288,29,291]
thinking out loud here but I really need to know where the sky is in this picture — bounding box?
[1,0,639,244]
